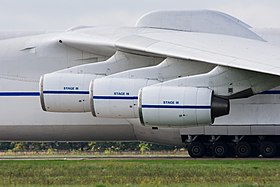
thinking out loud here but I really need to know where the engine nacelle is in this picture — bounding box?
[138,86,229,127]
[90,78,159,118]
[40,73,98,112]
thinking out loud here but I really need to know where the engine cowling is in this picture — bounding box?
[90,78,159,118]
[40,73,98,112]
[138,86,229,127]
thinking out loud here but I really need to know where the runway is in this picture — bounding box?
[0,155,188,160]
[0,155,279,160]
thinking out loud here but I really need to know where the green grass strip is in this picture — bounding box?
[0,160,279,187]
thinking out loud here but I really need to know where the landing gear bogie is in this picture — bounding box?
[185,135,280,158]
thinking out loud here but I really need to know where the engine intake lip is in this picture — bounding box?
[39,75,47,111]
[138,88,145,125]
[89,80,97,117]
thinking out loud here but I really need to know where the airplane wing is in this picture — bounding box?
[58,33,116,56]
[60,29,280,76]
[116,31,280,76]
[58,10,280,76]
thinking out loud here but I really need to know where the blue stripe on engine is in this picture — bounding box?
[93,96,138,100]
[141,105,211,109]
[0,92,40,96]
[43,91,90,95]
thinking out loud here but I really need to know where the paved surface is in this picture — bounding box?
[0,155,188,160]
[0,155,279,160]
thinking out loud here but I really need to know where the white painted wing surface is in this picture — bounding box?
[116,31,280,76]
[59,33,116,56]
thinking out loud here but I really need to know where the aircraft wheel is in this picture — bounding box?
[212,142,228,158]
[236,141,252,158]
[188,142,206,158]
[260,141,277,158]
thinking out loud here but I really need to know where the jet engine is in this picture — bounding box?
[40,73,98,112]
[90,78,159,118]
[138,86,229,127]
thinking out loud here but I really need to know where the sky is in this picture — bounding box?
[0,0,279,31]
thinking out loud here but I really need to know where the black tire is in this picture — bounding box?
[236,141,252,158]
[188,142,206,158]
[260,141,277,158]
[212,142,228,158]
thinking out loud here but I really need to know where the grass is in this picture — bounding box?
[0,159,279,186]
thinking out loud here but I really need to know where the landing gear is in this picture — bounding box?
[260,141,277,158]
[185,135,280,158]
[235,141,252,158]
[250,144,260,157]
[188,141,206,158]
[212,142,228,158]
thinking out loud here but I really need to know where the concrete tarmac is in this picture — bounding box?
[0,155,278,160]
